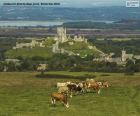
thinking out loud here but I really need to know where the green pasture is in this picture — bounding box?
[0,72,140,116]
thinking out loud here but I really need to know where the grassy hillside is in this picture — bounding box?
[5,38,102,58]
[5,47,53,58]
[5,38,56,58]
[60,41,102,57]
[0,72,140,116]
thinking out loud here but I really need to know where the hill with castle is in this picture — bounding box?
[5,27,103,58]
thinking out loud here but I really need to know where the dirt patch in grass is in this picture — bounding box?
[36,73,96,80]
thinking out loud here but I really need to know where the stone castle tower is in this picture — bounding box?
[121,50,133,62]
[122,50,126,62]
[57,27,68,43]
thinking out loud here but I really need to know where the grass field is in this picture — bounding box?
[0,72,140,116]
[5,47,53,58]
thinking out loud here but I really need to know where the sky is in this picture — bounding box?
[0,0,138,7]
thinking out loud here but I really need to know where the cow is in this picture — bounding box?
[67,83,84,97]
[57,82,83,98]
[58,86,69,94]
[51,92,69,108]
[56,82,71,88]
[84,79,101,94]
[58,85,74,98]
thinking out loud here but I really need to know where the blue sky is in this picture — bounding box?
[0,0,133,7]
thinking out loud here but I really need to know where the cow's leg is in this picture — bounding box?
[51,98,56,106]
[75,90,78,95]
[86,88,90,93]
[67,91,71,98]
[51,98,53,104]
[69,90,72,98]
[62,100,69,108]
[77,90,82,95]
[51,98,54,104]
[82,88,85,93]
[97,88,101,94]
[81,88,84,93]
[61,100,69,108]
[62,102,69,108]
[70,91,73,98]
[82,88,87,94]
[65,102,69,108]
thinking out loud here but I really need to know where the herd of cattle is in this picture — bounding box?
[51,79,109,108]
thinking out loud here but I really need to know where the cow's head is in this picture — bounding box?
[103,81,109,88]
[78,83,84,88]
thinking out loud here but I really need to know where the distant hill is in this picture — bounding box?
[0,6,140,21]
[5,38,103,58]
[115,19,140,24]
[63,20,140,29]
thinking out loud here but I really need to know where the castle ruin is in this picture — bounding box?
[57,27,68,43]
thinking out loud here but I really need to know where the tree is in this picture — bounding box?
[37,64,47,75]
[7,62,16,72]
[125,60,136,75]
[0,62,4,71]
[0,50,5,61]
[135,59,140,72]
[20,58,35,71]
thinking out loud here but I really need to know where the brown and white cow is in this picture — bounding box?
[56,82,71,88]
[57,86,72,97]
[67,82,84,97]
[57,81,84,98]
[51,92,69,108]
[84,79,101,94]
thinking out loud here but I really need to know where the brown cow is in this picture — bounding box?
[57,86,72,98]
[84,79,101,94]
[51,92,69,108]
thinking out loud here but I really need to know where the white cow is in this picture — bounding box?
[56,82,71,88]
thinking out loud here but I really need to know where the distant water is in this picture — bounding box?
[0,21,63,27]
[0,20,114,27]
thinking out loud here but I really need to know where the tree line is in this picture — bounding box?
[0,54,140,74]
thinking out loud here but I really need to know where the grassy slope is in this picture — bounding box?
[60,41,102,57]
[5,38,55,58]
[5,39,102,58]
[0,72,140,116]
[5,47,53,58]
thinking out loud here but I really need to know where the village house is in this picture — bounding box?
[93,50,140,65]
